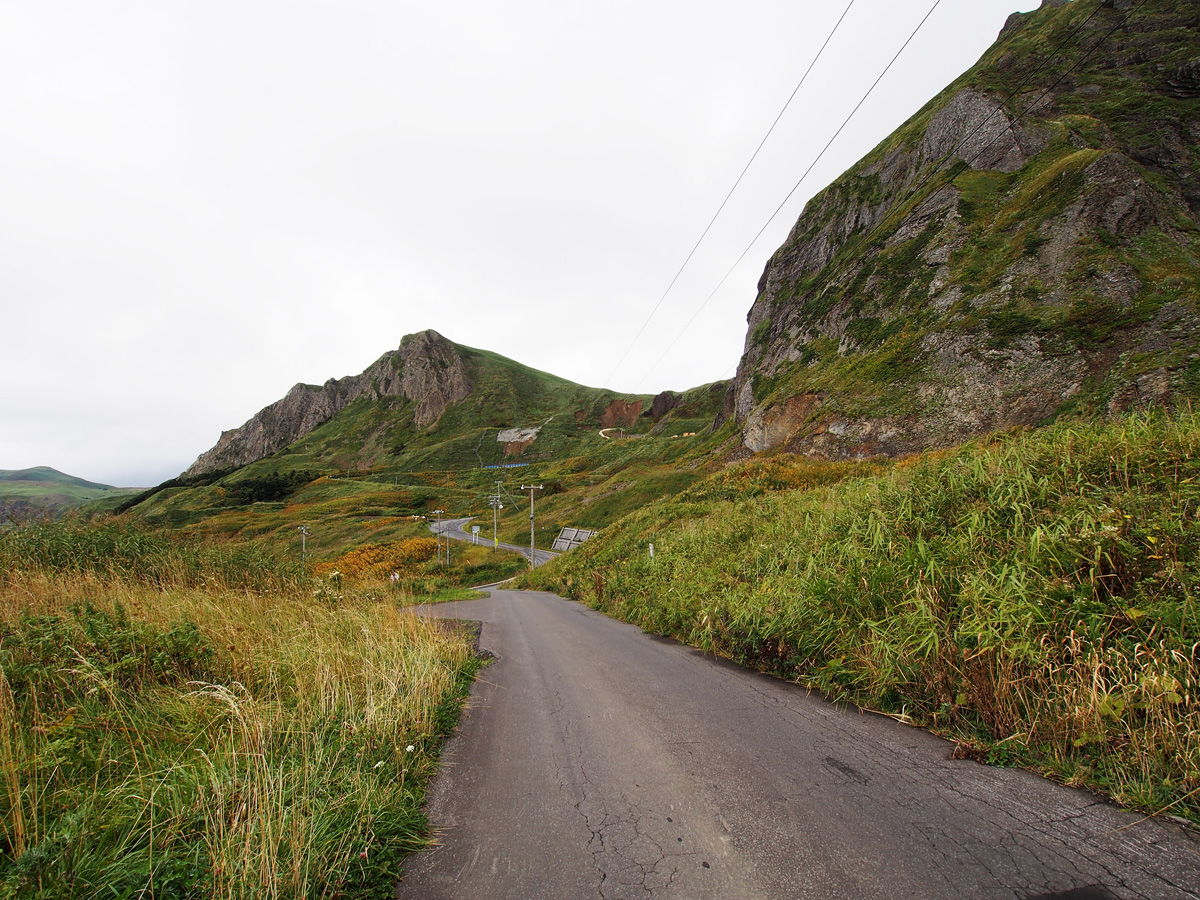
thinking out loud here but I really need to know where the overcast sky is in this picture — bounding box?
[2,0,1039,487]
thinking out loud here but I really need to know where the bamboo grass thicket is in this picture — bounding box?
[526,410,1200,823]
[0,526,479,899]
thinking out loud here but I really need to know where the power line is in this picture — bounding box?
[603,0,858,388]
[636,0,946,390]
[640,0,1135,390]
[808,0,1143,308]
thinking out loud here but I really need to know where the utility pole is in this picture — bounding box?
[433,509,445,566]
[520,484,543,568]
[489,481,503,549]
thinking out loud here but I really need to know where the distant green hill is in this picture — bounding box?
[0,467,140,522]
[0,466,112,490]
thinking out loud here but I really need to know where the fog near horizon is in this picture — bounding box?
[1,0,1039,487]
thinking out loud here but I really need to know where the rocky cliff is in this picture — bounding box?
[186,330,472,476]
[722,0,1200,459]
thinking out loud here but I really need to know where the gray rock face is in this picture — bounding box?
[720,2,1200,460]
[185,330,472,476]
[1165,59,1200,99]
[650,391,681,421]
[920,89,1044,174]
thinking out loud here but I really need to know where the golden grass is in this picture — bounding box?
[0,565,475,898]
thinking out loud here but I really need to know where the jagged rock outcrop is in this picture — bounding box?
[649,391,682,421]
[920,88,1045,174]
[186,330,472,476]
[721,1,1200,460]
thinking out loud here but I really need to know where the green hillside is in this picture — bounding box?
[0,467,111,490]
[121,340,731,560]
[0,467,140,522]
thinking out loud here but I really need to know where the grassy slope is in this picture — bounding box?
[0,521,480,898]
[0,468,112,490]
[0,468,140,518]
[125,353,731,564]
[129,422,732,568]
[521,409,1200,824]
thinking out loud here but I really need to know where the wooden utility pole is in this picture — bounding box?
[520,485,543,568]
[490,481,503,549]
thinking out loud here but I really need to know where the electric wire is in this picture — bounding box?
[805,0,1139,307]
[636,0,945,390]
[641,0,1140,390]
[603,0,858,388]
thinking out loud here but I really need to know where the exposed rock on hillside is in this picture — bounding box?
[921,88,1044,174]
[722,0,1200,459]
[186,330,472,476]
[497,424,542,457]
[0,499,35,523]
[599,399,643,428]
[649,391,682,421]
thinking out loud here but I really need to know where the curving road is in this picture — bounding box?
[399,589,1200,900]
[429,516,559,567]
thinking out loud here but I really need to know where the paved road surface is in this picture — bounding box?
[399,589,1200,900]
[430,516,558,567]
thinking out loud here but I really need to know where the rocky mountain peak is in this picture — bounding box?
[185,330,472,477]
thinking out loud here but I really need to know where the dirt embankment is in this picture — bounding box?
[599,399,642,428]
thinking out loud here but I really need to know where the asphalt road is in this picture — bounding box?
[430,516,559,567]
[399,589,1200,900]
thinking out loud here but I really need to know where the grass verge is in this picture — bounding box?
[310,536,525,606]
[0,522,481,898]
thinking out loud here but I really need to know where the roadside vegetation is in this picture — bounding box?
[522,409,1200,824]
[0,521,480,898]
[313,534,526,602]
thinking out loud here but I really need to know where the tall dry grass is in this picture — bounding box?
[0,525,477,898]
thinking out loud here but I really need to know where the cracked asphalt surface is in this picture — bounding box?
[397,589,1200,900]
